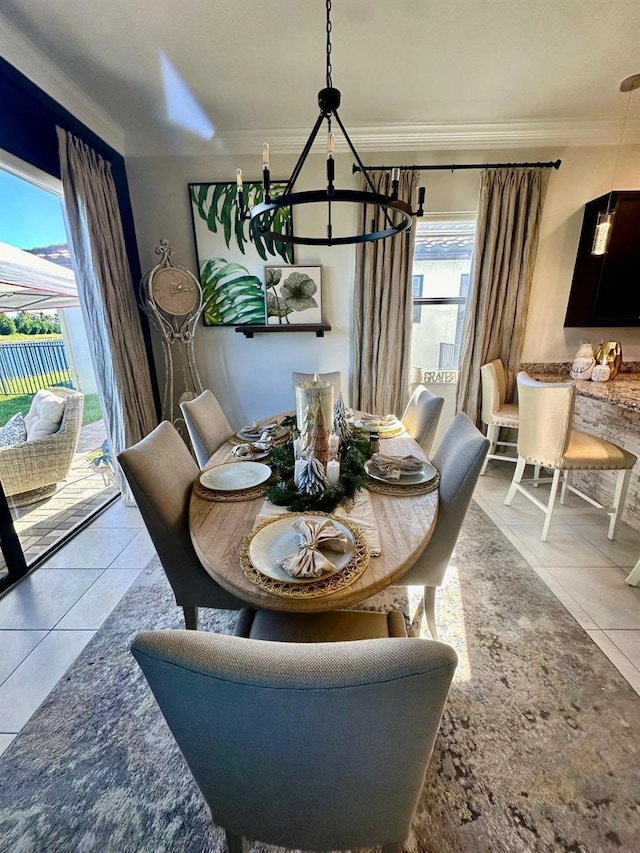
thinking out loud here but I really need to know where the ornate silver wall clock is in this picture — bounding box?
[140,240,204,430]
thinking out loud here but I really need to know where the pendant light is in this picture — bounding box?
[235,0,425,247]
[591,73,640,256]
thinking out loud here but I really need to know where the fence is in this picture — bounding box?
[0,340,72,396]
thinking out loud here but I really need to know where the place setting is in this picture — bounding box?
[193,460,275,502]
[239,511,369,599]
[364,452,440,496]
[229,418,291,449]
[353,412,407,438]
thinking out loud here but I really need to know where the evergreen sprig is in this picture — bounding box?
[266,429,372,513]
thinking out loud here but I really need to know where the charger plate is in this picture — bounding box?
[194,463,275,503]
[229,425,291,447]
[365,468,440,496]
[365,459,437,486]
[240,512,370,599]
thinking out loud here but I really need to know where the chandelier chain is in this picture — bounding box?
[325,0,333,88]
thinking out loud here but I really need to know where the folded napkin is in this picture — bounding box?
[360,413,398,426]
[232,443,254,458]
[279,518,349,578]
[241,420,278,436]
[369,452,424,481]
[255,488,382,557]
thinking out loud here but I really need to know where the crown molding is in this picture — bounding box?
[125,118,640,157]
[0,12,124,153]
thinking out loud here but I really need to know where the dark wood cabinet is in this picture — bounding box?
[564,190,640,327]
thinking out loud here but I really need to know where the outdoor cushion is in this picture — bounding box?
[0,412,28,448]
[24,390,66,441]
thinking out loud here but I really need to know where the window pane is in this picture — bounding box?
[411,303,464,371]
[411,219,475,372]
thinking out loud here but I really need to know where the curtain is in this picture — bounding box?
[353,169,418,417]
[57,128,157,502]
[456,167,550,424]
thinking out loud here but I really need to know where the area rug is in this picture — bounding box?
[0,501,638,852]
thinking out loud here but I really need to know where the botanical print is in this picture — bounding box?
[265,266,322,325]
[189,181,294,325]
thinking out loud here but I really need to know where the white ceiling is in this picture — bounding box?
[2,0,640,156]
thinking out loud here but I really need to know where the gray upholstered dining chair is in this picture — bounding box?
[505,372,637,541]
[131,629,458,852]
[118,421,243,629]
[401,383,444,455]
[479,358,520,475]
[292,370,342,397]
[180,389,233,469]
[395,412,489,640]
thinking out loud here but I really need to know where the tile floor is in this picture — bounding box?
[1,463,639,759]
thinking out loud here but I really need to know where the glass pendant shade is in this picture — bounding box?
[591,210,614,256]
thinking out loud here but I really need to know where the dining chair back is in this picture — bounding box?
[292,371,342,398]
[398,412,489,639]
[505,372,637,541]
[479,358,519,475]
[131,629,458,851]
[180,389,233,469]
[401,384,444,455]
[117,421,243,629]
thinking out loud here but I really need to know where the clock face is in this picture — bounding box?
[150,268,199,316]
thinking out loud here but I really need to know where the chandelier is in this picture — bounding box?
[235,0,425,247]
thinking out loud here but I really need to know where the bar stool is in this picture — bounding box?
[479,359,520,475]
[505,372,637,541]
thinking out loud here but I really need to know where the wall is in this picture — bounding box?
[126,143,640,427]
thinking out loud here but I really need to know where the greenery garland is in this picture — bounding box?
[266,428,371,513]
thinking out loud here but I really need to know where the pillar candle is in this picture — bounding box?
[328,432,340,459]
[294,459,306,488]
[326,459,340,486]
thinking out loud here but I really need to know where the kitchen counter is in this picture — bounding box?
[523,372,640,413]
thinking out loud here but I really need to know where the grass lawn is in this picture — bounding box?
[0,392,103,427]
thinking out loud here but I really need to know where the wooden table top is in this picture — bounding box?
[189,426,438,613]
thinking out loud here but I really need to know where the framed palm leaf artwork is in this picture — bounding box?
[188,181,294,326]
[265,266,322,325]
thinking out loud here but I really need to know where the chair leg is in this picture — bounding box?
[480,423,499,475]
[560,470,570,504]
[608,468,632,540]
[626,559,640,586]
[423,585,438,640]
[225,831,248,853]
[541,469,561,542]
[183,606,199,630]
[533,463,541,486]
[505,456,527,505]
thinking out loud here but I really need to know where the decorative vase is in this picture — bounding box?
[295,374,334,437]
[591,363,611,383]
[594,340,622,380]
[570,339,595,380]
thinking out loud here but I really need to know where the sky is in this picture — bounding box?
[0,169,68,250]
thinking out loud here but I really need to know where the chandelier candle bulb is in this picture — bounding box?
[262,142,270,169]
[236,168,243,189]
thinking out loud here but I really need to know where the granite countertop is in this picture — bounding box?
[521,363,640,413]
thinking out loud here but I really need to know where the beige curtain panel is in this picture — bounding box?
[353,169,418,417]
[456,167,550,425]
[57,128,158,502]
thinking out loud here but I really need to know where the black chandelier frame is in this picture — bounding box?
[236,0,425,247]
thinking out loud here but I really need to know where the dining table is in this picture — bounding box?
[189,416,439,613]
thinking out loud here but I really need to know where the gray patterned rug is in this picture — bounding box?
[1,501,639,852]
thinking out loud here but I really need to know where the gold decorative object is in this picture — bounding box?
[240,512,370,599]
[594,340,622,380]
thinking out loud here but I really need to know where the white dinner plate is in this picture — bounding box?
[248,514,355,583]
[199,461,271,492]
[364,459,437,486]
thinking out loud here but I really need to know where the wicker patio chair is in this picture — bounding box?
[0,386,84,506]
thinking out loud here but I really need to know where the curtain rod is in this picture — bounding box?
[352,159,561,174]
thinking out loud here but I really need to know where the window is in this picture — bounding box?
[410,218,475,376]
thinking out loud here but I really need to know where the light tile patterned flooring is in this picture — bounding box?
[0,461,639,758]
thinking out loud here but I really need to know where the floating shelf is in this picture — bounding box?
[235,323,331,339]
